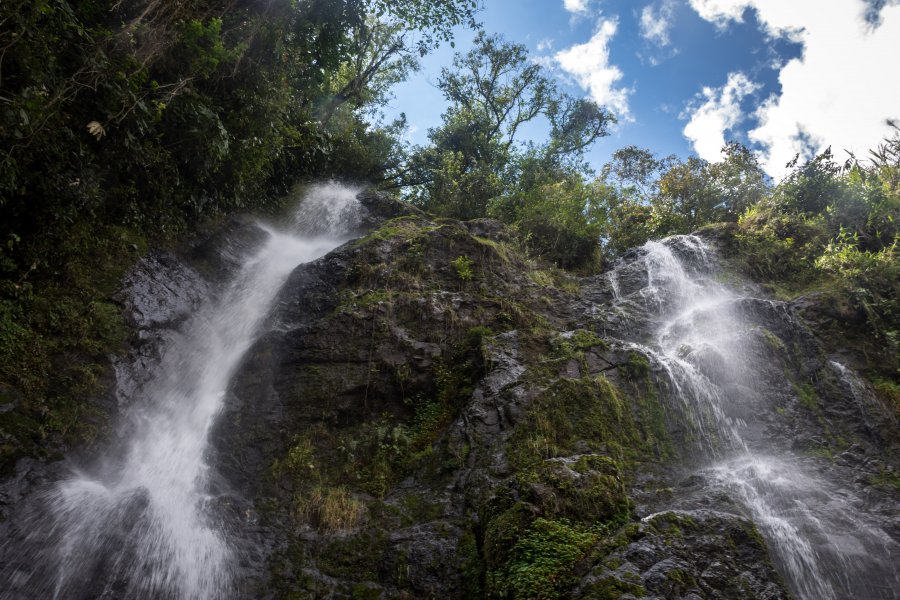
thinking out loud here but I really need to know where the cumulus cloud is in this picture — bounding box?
[563,0,591,15]
[689,0,751,29]
[682,72,760,160]
[640,0,677,46]
[555,18,633,120]
[688,0,900,177]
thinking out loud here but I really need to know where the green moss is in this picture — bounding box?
[507,375,648,469]
[739,520,768,550]
[400,494,444,523]
[634,384,673,460]
[350,583,382,600]
[618,351,651,380]
[571,329,607,351]
[272,326,489,500]
[573,454,619,475]
[488,518,599,600]
[868,467,900,491]
[551,329,607,361]
[271,434,317,481]
[515,459,632,526]
[473,235,513,264]
[872,376,900,420]
[581,576,648,600]
[803,444,834,460]
[351,215,434,248]
[796,382,818,410]
[336,289,396,313]
[759,327,786,351]
[644,511,699,544]
[529,270,555,288]
[458,530,485,598]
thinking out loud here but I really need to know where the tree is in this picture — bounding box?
[0,0,482,470]
[602,146,675,201]
[708,141,767,219]
[404,32,614,220]
[595,143,770,255]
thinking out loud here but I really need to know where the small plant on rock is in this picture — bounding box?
[451,255,475,281]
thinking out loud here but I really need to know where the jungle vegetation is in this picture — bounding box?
[0,0,897,470]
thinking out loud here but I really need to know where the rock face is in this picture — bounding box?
[1,191,897,600]
[205,206,813,598]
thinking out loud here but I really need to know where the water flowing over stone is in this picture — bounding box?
[0,184,364,600]
[602,235,899,600]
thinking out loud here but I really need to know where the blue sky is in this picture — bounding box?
[384,0,900,179]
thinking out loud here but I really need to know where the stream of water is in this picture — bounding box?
[1,200,896,599]
[607,235,899,600]
[0,184,362,600]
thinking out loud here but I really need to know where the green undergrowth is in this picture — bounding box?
[491,517,601,599]
[0,222,144,472]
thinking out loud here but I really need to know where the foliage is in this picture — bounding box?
[736,205,827,282]
[489,163,605,271]
[493,518,599,600]
[0,0,479,471]
[451,255,475,281]
[397,32,613,271]
[735,133,900,362]
[598,142,768,254]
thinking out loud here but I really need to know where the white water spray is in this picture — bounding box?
[607,235,899,600]
[1,183,363,600]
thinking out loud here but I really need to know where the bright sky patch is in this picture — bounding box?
[386,0,898,179]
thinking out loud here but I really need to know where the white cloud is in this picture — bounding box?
[682,72,760,160]
[688,0,750,29]
[640,0,677,46]
[688,0,900,177]
[564,0,590,15]
[555,18,633,120]
[537,38,554,52]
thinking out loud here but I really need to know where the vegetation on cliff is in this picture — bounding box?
[0,3,898,599]
[0,0,477,470]
[2,0,897,472]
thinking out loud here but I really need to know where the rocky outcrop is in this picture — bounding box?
[204,204,813,599]
[3,191,897,599]
[574,510,789,600]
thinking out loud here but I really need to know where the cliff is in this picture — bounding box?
[1,191,897,599]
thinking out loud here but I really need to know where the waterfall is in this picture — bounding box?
[605,235,899,600]
[0,183,363,600]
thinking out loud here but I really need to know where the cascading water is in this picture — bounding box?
[605,235,899,600]
[0,183,363,600]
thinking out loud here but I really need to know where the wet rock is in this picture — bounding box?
[117,250,208,330]
[187,216,270,284]
[5,202,897,600]
[382,522,466,596]
[575,510,790,600]
[356,189,423,231]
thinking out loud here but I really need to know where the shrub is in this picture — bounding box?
[495,518,598,600]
